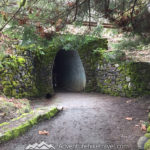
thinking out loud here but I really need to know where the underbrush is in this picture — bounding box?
[0,96,31,124]
[115,35,150,51]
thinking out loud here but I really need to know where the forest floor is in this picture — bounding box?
[103,30,150,62]
[0,96,31,124]
[1,92,150,150]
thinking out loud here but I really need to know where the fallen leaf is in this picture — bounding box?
[125,117,133,121]
[135,125,139,127]
[141,124,147,131]
[39,130,49,135]
[126,100,132,103]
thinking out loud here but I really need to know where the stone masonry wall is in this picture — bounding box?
[96,61,150,97]
[78,39,107,92]
[34,37,108,97]
[2,34,150,99]
[0,54,38,98]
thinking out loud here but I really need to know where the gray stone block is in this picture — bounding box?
[137,136,148,150]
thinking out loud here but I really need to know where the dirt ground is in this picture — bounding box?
[0,97,31,124]
[0,92,150,150]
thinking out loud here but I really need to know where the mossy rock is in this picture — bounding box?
[147,126,150,133]
[148,113,150,121]
[144,139,150,150]
[145,133,150,139]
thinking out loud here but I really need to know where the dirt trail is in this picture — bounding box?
[0,92,149,150]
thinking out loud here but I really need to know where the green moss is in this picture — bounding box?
[123,84,128,90]
[145,133,150,139]
[0,122,9,127]
[0,131,12,142]
[147,126,150,133]
[12,112,33,122]
[17,57,26,64]
[28,117,38,125]
[12,89,17,96]
[0,55,39,98]
[3,86,12,96]
[37,107,58,121]
[144,139,150,150]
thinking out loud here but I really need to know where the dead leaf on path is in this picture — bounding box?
[141,124,147,131]
[39,130,49,135]
[125,117,133,121]
[135,125,139,127]
[126,100,132,103]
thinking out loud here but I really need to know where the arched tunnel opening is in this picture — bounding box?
[52,49,86,92]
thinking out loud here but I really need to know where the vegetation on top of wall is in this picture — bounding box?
[102,50,126,63]
[17,27,107,55]
[16,32,108,65]
[111,34,150,52]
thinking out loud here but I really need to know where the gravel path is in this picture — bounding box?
[0,92,149,150]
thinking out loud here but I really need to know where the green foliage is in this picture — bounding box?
[103,50,126,62]
[21,26,45,46]
[91,25,103,38]
[52,34,102,51]
[18,29,106,57]
[0,50,5,62]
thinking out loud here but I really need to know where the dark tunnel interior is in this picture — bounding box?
[52,49,86,92]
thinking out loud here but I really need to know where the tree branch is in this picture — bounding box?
[130,0,138,29]
[0,7,22,32]
[0,0,40,32]
[72,0,79,22]
[88,0,91,30]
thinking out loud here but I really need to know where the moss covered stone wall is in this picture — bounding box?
[78,39,107,92]
[0,35,108,98]
[96,59,150,97]
[0,55,38,98]
[33,36,108,97]
[3,34,150,99]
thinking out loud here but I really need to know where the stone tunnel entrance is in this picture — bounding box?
[52,49,86,92]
